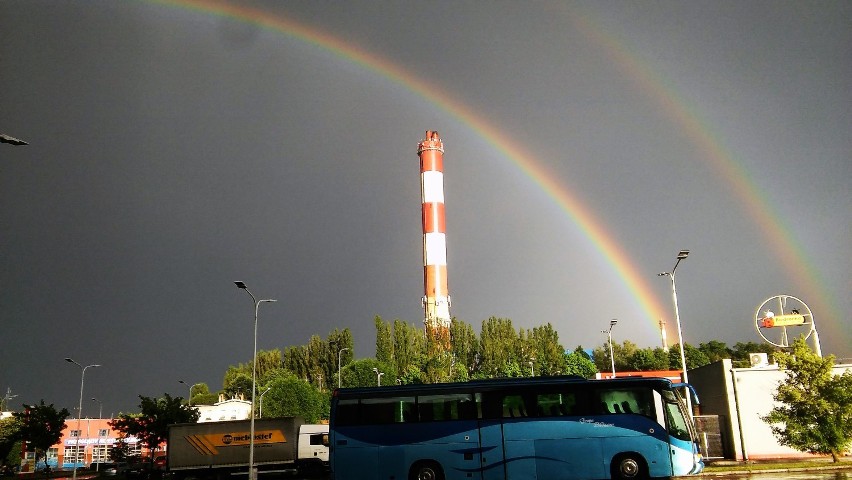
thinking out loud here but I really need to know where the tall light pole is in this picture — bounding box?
[258,387,271,419]
[659,249,692,416]
[337,347,350,389]
[603,319,617,378]
[234,281,277,480]
[179,380,196,406]
[65,358,100,480]
[91,398,103,470]
[372,368,384,386]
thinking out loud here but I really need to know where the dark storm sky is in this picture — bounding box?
[1,0,849,415]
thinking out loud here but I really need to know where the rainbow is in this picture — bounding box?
[145,0,843,344]
[569,12,842,341]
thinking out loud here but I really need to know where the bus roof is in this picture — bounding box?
[333,375,677,399]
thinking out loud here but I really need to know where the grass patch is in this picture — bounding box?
[703,460,847,472]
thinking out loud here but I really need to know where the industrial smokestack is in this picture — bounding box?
[418,131,451,345]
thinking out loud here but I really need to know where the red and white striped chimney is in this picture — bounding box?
[418,131,451,338]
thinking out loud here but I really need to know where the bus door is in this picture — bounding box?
[477,392,507,480]
[477,418,506,480]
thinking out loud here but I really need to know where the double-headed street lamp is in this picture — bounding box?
[91,398,103,470]
[658,250,692,416]
[372,368,384,386]
[338,347,350,389]
[65,358,100,480]
[603,319,617,378]
[234,281,277,480]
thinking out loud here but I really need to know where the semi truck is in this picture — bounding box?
[166,418,328,479]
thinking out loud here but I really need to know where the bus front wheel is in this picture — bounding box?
[611,453,648,480]
[409,461,444,480]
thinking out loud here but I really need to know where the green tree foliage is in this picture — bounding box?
[450,318,479,375]
[563,351,598,378]
[375,316,393,366]
[731,341,777,367]
[0,415,22,469]
[479,317,520,377]
[187,383,218,406]
[698,340,732,363]
[393,319,424,379]
[13,401,69,475]
[261,372,328,423]
[667,343,711,370]
[110,394,199,458]
[342,359,395,388]
[529,323,566,376]
[761,337,852,462]
[627,348,670,371]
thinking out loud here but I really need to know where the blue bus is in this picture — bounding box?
[330,376,702,480]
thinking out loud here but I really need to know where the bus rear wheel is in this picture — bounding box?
[611,453,648,479]
[409,461,444,480]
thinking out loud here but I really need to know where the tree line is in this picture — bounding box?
[2,317,848,470]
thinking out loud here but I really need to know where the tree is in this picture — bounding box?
[698,340,732,363]
[627,348,670,371]
[110,394,199,463]
[261,372,328,423]
[529,323,566,376]
[563,351,598,378]
[0,415,22,470]
[393,319,424,379]
[450,318,479,375]
[761,337,852,462]
[375,316,393,366]
[12,401,69,476]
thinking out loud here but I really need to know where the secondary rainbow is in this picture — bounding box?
[147,0,844,346]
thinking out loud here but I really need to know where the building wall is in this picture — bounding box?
[690,359,851,460]
[194,398,251,423]
[25,418,148,471]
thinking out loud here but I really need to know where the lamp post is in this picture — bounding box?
[179,380,196,406]
[258,387,271,419]
[658,250,692,416]
[528,357,535,377]
[337,347,350,389]
[234,281,277,480]
[603,319,617,378]
[65,358,100,480]
[372,368,384,386]
[91,398,103,470]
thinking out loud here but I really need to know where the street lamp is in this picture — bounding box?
[528,357,536,377]
[179,380,197,406]
[234,281,277,480]
[258,387,271,419]
[337,347,350,389]
[65,358,100,480]
[91,398,103,470]
[603,319,617,378]
[372,368,384,386]
[659,249,692,416]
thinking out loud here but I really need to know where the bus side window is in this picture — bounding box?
[335,399,360,425]
[361,396,414,424]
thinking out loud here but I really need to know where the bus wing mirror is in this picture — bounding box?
[671,383,700,405]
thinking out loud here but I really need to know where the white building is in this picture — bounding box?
[689,358,851,460]
[194,395,252,423]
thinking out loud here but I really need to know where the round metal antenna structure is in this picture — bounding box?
[754,294,820,355]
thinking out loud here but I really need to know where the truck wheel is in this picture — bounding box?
[409,461,444,480]
[611,453,648,479]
